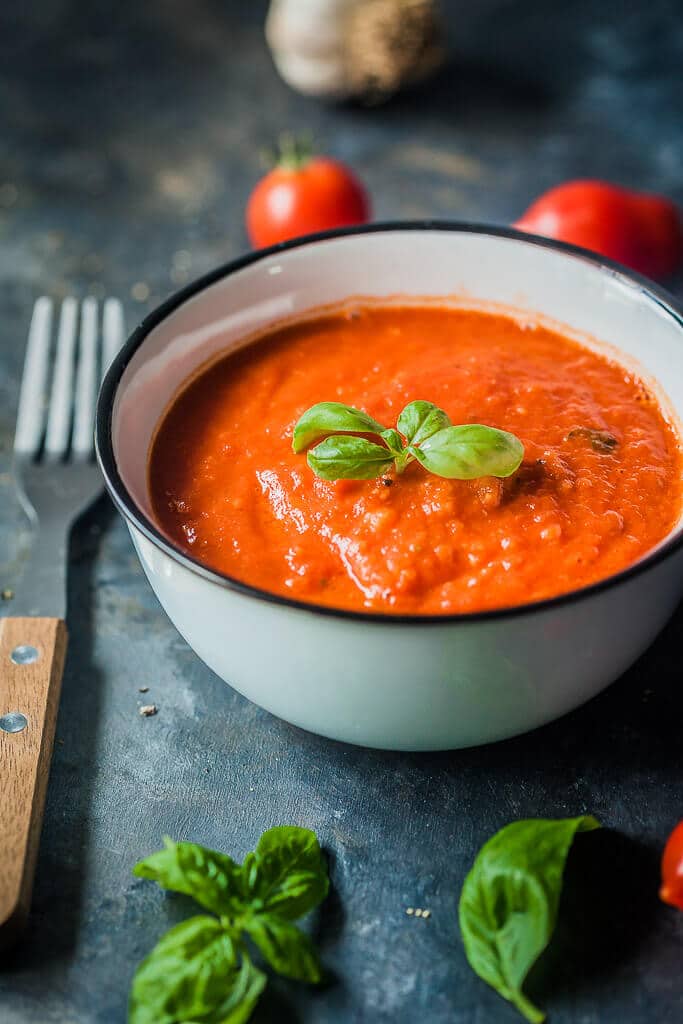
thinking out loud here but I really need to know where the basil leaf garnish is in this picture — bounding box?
[243,914,323,983]
[397,400,451,446]
[292,401,386,453]
[293,400,524,483]
[130,827,329,1024]
[379,427,405,455]
[459,816,601,1023]
[411,424,524,479]
[307,435,395,480]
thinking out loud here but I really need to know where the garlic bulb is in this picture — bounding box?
[266,0,443,103]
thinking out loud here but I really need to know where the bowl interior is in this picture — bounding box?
[109,227,683,551]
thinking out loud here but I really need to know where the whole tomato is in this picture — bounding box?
[515,180,682,280]
[246,138,370,249]
[660,821,683,910]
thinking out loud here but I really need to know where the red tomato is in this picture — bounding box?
[246,145,370,249]
[660,821,683,910]
[515,180,682,280]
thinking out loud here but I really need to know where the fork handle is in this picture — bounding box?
[0,617,67,950]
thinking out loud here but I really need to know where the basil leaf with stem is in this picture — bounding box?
[411,424,524,480]
[130,827,329,1024]
[293,400,525,482]
[458,816,601,1024]
[292,402,387,454]
[397,400,451,446]
[307,435,395,481]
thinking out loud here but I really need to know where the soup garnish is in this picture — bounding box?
[293,400,524,481]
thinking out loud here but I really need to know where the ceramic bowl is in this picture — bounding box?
[96,224,683,751]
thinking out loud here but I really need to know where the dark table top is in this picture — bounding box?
[1,1,682,1021]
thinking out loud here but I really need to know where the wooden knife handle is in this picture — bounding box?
[0,617,67,951]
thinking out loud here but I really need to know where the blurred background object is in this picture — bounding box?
[266,0,443,102]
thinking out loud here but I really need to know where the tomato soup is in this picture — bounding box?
[149,305,682,614]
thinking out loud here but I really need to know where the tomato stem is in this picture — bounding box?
[276,132,313,172]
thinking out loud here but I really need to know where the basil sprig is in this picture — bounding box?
[292,400,524,481]
[129,827,328,1024]
[458,816,601,1023]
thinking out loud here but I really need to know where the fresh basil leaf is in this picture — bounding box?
[244,913,323,983]
[379,427,405,455]
[292,402,386,453]
[133,837,244,916]
[307,435,395,481]
[459,816,600,1024]
[411,424,524,479]
[202,955,267,1024]
[397,400,451,446]
[241,826,329,921]
[128,915,244,1024]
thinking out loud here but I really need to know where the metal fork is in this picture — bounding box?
[0,296,124,950]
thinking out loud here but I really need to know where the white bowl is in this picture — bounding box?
[96,224,683,751]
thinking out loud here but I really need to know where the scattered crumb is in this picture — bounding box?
[1,588,13,600]
[406,906,430,918]
[139,704,158,717]
[138,686,149,693]
[406,907,414,916]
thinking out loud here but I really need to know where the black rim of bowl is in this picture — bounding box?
[95,221,683,625]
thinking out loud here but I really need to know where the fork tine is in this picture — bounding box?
[14,297,54,457]
[44,298,79,459]
[102,298,125,380]
[72,297,98,459]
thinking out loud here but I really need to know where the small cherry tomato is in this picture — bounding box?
[514,180,682,280]
[246,137,370,249]
[660,821,683,910]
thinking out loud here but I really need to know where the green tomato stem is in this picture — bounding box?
[276,132,313,171]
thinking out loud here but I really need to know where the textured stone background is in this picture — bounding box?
[0,1,682,1021]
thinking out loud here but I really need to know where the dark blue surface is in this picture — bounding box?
[0,2,682,1021]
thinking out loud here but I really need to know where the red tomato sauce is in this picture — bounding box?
[148,305,682,614]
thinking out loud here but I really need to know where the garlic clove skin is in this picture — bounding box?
[266,0,443,103]
[266,0,355,100]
